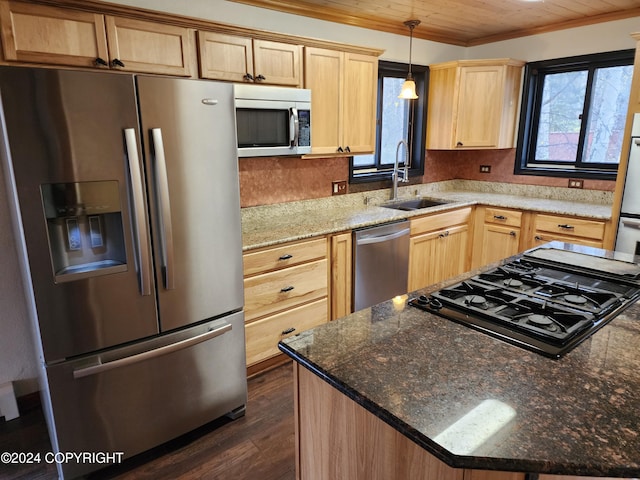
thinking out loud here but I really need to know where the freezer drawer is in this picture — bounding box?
[44,311,247,479]
[616,216,640,256]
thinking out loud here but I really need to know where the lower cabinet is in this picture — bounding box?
[408,207,472,291]
[526,213,609,249]
[472,206,522,268]
[243,237,329,375]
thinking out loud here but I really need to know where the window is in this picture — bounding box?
[350,61,427,182]
[515,50,634,180]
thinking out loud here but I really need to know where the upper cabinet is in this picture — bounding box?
[305,47,378,155]
[198,31,302,87]
[427,58,524,150]
[0,0,193,76]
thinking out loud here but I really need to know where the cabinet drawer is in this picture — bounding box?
[533,233,603,249]
[244,259,328,321]
[243,237,327,276]
[245,298,327,366]
[484,207,522,227]
[534,214,605,241]
[410,207,472,236]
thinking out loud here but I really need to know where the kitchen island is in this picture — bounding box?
[279,243,640,479]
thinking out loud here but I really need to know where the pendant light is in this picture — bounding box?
[398,19,421,100]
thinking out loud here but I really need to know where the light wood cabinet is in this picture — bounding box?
[524,213,609,250]
[472,207,522,267]
[408,207,472,291]
[427,59,524,149]
[0,0,194,75]
[305,47,378,155]
[198,31,301,86]
[104,16,193,76]
[243,237,328,374]
[463,472,524,480]
[330,232,352,320]
[295,363,529,480]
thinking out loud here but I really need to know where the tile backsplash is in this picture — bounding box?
[238,149,616,208]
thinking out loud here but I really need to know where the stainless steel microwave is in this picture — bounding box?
[234,84,311,157]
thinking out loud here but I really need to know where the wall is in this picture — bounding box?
[0,0,637,398]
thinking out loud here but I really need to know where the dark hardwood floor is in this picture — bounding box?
[0,363,295,480]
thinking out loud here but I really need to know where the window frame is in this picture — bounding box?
[349,60,428,183]
[514,49,635,180]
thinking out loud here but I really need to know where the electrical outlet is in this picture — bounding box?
[479,165,491,173]
[332,180,347,195]
[568,179,584,189]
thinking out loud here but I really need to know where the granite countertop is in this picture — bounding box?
[241,180,614,250]
[279,244,640,478]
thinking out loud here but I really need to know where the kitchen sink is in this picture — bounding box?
[381,198,450,211]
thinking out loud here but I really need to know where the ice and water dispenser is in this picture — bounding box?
[41,181,127,282]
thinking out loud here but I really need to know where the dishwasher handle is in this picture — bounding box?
[356,227,410,246]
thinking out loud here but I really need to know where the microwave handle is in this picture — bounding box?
[290,107,299,148]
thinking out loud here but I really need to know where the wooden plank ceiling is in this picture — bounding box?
[228,0,640,46]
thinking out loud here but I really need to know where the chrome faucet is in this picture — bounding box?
[391,140,410,200]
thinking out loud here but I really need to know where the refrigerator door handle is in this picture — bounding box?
[73,322,232,379]
[124,128,152,296]
[622,218,640,229]
[151,128,176,290]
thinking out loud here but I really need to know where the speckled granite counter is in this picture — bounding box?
[242,180,614,250]
[279,244,640,478]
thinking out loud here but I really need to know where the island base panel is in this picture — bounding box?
[293,363,526,480]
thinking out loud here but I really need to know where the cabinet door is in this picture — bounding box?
[408,224,469,291]
[305,46,343,154]
[0,0,108,67]
[197,31,253,82]
[480,224,520,266]
[456,65,503,148]
[330,232,352,320]
[252,39,301,87]
[342,52,378,154]
[105,16,193,76]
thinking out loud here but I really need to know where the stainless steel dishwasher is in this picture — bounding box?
[353,220,410,311]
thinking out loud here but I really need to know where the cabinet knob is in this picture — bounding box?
[282,327,296,335]
[255,74,266,81]
[535,235,543,241]
[345,146,351,153]
[494,215,507,220]
[278,254,293,261]
[337,146,344,153]
[509,231,517,236]
[94,57,108,67]
[456,141,464,147]
[244,73,254,81]
[280,285,295,293]
[558,224,574,230]
[110,58,125,68]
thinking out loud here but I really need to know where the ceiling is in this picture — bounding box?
[228,0,640,46]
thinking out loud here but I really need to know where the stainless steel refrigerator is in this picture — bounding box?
[616,113,640,255]
[0,66,247,479]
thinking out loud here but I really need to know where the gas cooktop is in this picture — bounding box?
[409,247,640,358]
